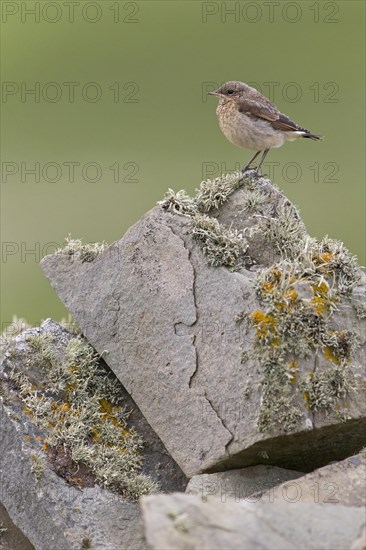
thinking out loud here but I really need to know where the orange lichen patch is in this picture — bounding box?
[289,361,299,384]
[54,402,72,418]
[302,371,314,408]
[312,252,334,267]
[312,296,328,316]
[320,252,333,263]
[67,365,78,373]
[323,330,354,363]
[263,268,282,291]
[24,435,31,441]
[311,281,332,316]
[312,281,329,298]
[91,428,102,443]
[249,310,277,340]
[283,288,297,304]
[65,382,77,395]
[59,402,71,411]
[34,436,43,441]
[262,281,275,294]
[23,408,33,416]
[324,346,340,364]
[66,476,85,489]
[99,399,124,428]
[42,439,48,451]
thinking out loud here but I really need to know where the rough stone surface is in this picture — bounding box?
[261,451,366,507]
[41,175,366,477]
[0,503,34,550]
[186,464,304,503]
[0,320,186,550]
[0,397,145,550]
[350,525,366,550]
[141,492,366,550]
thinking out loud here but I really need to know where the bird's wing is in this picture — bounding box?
[237,97,305,132]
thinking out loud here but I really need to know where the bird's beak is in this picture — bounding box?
[208,90,220,96]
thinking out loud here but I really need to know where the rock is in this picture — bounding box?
[140,492,366,550]
[350,524,366,550]
[0,320,186,550]
[0,402,144,550]
[261,451,366,507]
[0,502,34,550]
[41,172,366,477]
[186,464,304,502]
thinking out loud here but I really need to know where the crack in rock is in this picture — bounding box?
[204,391,234,453]
[162,218,200,390]
[164,215,234,449]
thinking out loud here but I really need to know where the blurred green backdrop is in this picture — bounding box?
[1,0,365,327]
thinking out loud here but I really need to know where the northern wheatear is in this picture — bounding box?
[209,81,321,173]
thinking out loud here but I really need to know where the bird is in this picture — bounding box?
[208,81,321,174]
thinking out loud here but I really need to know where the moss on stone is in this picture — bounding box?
[3,325,159,500]
[158,188,198,216]
[195,172,245,212]
[57,236,108,263]
[191,214,248,269]
[160,172,364,433]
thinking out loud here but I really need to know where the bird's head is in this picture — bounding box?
[208,81,248,103]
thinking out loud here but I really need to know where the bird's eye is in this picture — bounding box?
[226,90,235,95]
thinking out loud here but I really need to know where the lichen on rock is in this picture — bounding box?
[39,172,365,477]
[1,320,159,500]
[158,172,366,435]
[57,235,108,263]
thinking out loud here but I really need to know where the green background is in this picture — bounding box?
[1,0,365,327]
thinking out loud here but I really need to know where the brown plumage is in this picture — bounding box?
[209,81,321,173]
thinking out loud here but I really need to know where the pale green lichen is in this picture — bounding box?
[4,328,158,500]
[249,249,361,431]
[158,172,262,268]
[239,188,268,214]
[256,201,307,259]
[30,452,44,480]
[57,236,108,263]
[299,363,357,414]
[159,173,364,432]
[0,316,31,351]
[60,314,82,336]
[354,300,366,319]
[195,172,244,212]
[158,188,198,216]
[191,214,248,269]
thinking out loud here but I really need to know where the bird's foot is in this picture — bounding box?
[241,165,268,179]
[241,166,260,178]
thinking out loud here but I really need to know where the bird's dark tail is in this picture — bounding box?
[302,132,322,141]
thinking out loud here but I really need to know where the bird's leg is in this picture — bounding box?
[241,150,261,173]
[256,149,270,173]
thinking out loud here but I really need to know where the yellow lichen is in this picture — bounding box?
[324,346,340,364]
[289,361,299,384]
[249,310,277,340]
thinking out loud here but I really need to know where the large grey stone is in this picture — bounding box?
[0,320,186,550]
[186,464,304,503]
[140,492,366,550]
[0,397,144,550]
[0,502,34,550]
[41,174,366,477]
[261,451,366,507]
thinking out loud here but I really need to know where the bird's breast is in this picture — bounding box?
[216,103,286,151]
